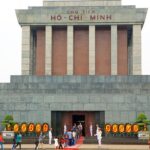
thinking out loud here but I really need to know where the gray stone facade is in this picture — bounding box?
[0,75,150,125]
[0,0,149,130]
[16,6,147,25]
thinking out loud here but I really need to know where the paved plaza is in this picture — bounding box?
[3,144,149,150]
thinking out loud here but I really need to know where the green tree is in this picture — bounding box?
[136,113,147,123]
[1,114,15,130]
[136,113,150,131]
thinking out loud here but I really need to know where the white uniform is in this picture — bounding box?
[54,138,59,148]
[64,124,67,134]
[89,124,93,136]
[96,129,102,146]
[49,130,52,144]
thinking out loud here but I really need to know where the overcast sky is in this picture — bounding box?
[0,0,149,82]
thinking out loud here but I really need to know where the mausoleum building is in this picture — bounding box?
[0,0,149,135]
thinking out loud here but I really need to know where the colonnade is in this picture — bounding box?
[21,24,141,75]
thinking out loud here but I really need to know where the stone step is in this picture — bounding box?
[83,136,148,144]
[5,136,148,145]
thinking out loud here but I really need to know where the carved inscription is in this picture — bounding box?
[49,9,112,22]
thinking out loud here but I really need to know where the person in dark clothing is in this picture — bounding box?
[67,130,73,146]
[58,137,65,149]
[12,134,17,150]
[38,132,45,149]
[148,137,150,149]
[14,132,22,150]
[35,136,39,150]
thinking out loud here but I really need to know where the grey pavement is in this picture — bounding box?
[3,144,150,150]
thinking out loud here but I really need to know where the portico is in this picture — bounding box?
[16,0,147,76]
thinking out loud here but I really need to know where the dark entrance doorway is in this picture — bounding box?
[72,115,85,136]
[51,111,105,136]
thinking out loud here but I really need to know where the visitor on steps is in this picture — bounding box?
[58,136,65,149]
[34,134,39,150]
[54,136,59,149]
[0,132,4,150]
[67,129,73,146]
[14,132,22,150]
[12,133,17,150]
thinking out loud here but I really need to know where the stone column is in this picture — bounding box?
[67,26,73,75]
[132,25,141,75]
[111,25,118,75]
[89,25,95,75]
[49,111,51,126]
[127,29,132,75]
[22,26,31,75]
[45,26,52,75]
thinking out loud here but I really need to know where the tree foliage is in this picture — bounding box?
[136,113,150,131]
[1,114,15,129]
[136,113,147,123]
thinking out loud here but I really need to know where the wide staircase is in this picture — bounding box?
[83,136,148,144]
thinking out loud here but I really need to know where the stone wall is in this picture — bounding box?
[43,0,121,7]
[0,75,150,125]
